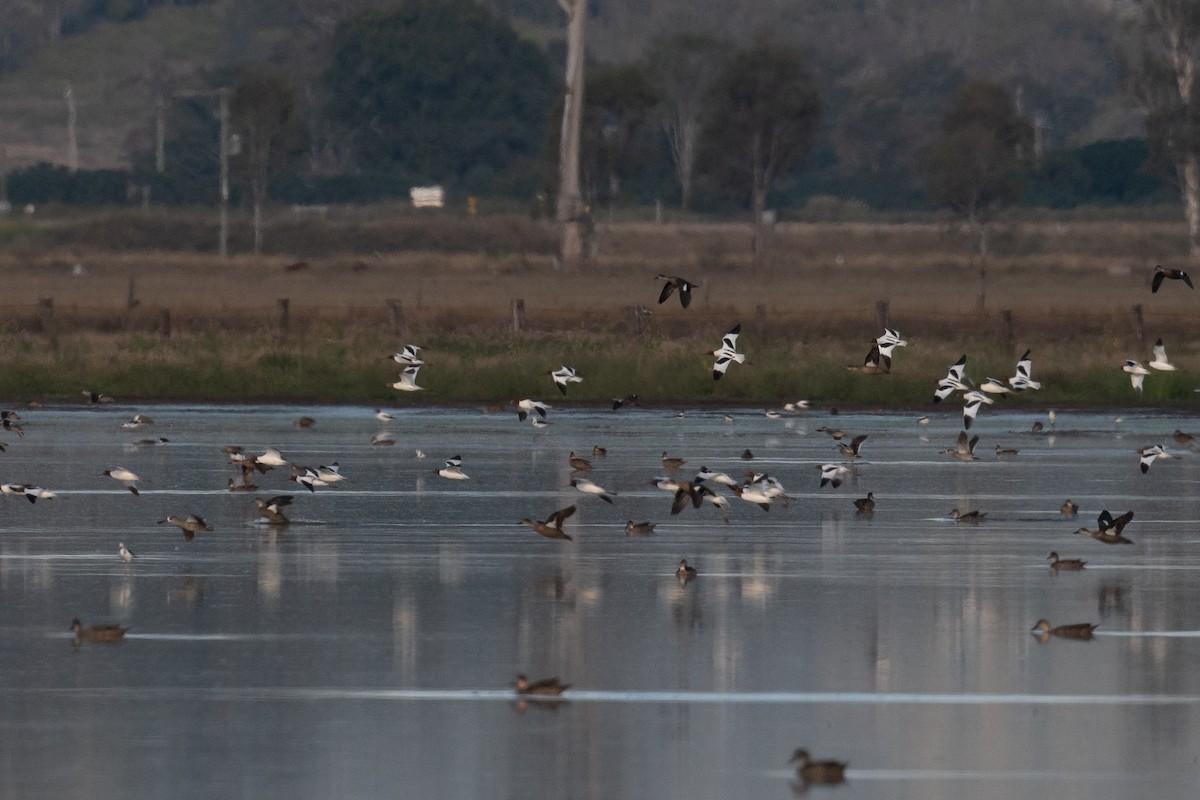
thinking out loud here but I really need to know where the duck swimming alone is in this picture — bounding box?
[1031,618,1097,640]
[1048,552,1086,570]
[514,674,570,696]
[70,618,128,644]
[789,749,847,786]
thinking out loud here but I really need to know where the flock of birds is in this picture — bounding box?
[37,265,1200,788]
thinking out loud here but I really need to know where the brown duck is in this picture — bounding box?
[1031,619,1098,641]
[1047,552,1086,570]
[70,618,128,644]
[1152,264,1194,293]
[514,674,570,696]
[1076,509,1134,544]
[159,514,214,542]
[519,505,576,541]
[789,749,847,785]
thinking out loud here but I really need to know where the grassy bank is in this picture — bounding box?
[0,211,1198,407]
[0,324,1194,409]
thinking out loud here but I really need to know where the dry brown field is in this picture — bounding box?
[0,214,1194,339]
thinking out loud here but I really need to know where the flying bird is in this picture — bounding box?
[848,342,887,374]
[387,345,424,366]
[1138,444,1172,473]
[945,431,980,461]
[570,477,616,504]
[159,514,214,541]
[1076,509,1134,544]
[817,463,851,488]
[933,355,970,402]
[102,468,142,496]
[1123,359,1150,396]
[1149,339,1176,371]
[837,434,868,460]
[655,274,699,308]
[1152,265,1193,293]
[1008,349,1041,391]
[512,399,551,422]
[711,324,745,380]
[549,365,582,395]
[433,456,469,480]
[519,505,576,541]
[961,390,994,430]
[390,364,424,392]
[255,495,293,525]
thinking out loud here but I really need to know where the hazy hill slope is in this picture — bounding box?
[0,0,278,170]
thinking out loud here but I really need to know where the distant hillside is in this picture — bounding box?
[0,0,288,170]
[0,0,1146,206]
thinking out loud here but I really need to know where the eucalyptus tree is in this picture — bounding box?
[701,40,821,264]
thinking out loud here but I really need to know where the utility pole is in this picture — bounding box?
[218,87,230,260]
[172,87,233,256]
[64,83,78,173]
[556,0,586,271]
[154,94,166,173]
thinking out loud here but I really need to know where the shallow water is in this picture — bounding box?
[2,404,1200,799]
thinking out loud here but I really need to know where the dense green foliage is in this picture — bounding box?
[323,0,557,192]
[921,81,1034,224]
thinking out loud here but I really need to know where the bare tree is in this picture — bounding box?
[649,33,729,210]
[230,66,300,255]
[556,0,586,271]
[1128,0,1200,256]
[702,40,821,265]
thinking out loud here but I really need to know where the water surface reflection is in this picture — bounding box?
[1,405,1199,799]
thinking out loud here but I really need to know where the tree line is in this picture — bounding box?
[0,0,1188,238]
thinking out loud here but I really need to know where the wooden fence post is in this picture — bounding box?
[755,304,767,330]
[875,299,890,331]
[127,275,139,309]
[1130,304,1145,348]
[159,308,171,339]
[276,298,290,332]
[627,305,645,337]
[387,299,407,337]
[1000,309,1014,356]
[511,299,526,333]
[37,297,53,332]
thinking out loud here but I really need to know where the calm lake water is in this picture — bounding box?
[2,403,1200,799]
